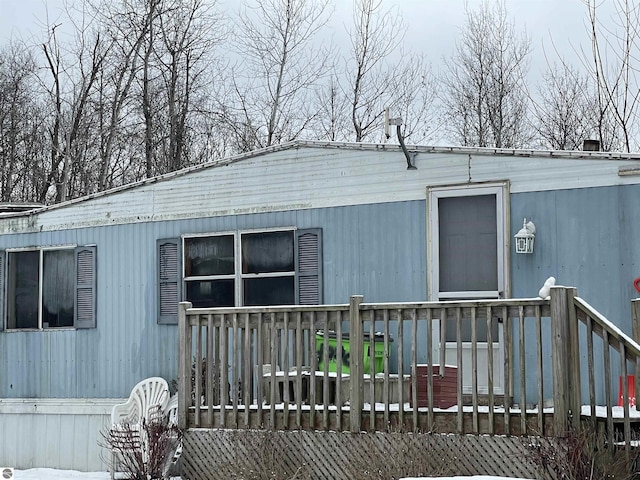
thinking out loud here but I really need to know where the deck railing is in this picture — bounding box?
[177,287,640,445]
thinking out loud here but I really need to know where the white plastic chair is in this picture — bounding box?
[110,377,170,480]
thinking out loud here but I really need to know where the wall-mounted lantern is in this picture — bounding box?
[514,218,536,254]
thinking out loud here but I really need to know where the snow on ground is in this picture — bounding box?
[13,470,530,480]
[14,470,109,480]
[13,471,182,480]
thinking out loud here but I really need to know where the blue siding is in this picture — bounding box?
[1,184,638,399]
[510,185,640,402]
[0,201,427,398]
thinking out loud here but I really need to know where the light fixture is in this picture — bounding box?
[514,218,536,254]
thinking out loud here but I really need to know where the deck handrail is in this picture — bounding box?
[566,294,640,453]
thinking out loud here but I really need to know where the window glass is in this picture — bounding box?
[185,235,234,276]
[7,251,39,329]
[241,231,294,274]
[186,279,234,307]
[43,250,75,327]
[243,277,295,306]
[184,230,297,308]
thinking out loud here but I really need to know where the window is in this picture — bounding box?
[184,230,296,308]
[157,229,322,324]
[0,246,97,331]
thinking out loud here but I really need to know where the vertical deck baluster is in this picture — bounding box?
[397,308,405,429]
[269,313,276,429]
[456,307,463,434]
[244,313,251,427]
[335,310,343,431]
[518,305,526,435]
[206,314,214,428]
[487,306,494,434]
[369,310,376,431]
[411,308,418,432]
[195,321,203,427]
[439,307,446,376]
[620,343,631,460]
[309,311,317,429]
[603,330,613,448]
[426,308,434,431]
[586,316,596,430]
[535,305,544,434]
[257,313,264,426]
[295,311,303,429]
[283,312,290,429]
[322,318,330,431]
[502,306,510,436]
[471,306,479,434]
[220,314,228,428]
[383,309,390,427]
[231,313,239,427]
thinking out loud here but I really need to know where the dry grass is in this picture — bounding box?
[524,425,638,480]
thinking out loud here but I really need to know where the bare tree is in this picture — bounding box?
[341,0,438,144]
[347,0,401,143]
[387,54,438,143]
[0,41,47,202]
[312,74,351,142]
[40,18,108,203]
[90,0,224,180]
[532,62,600,150]
[440,0,531,148]
[581,0,640,152]
[226,0,332,151]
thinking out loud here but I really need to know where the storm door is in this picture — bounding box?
[428,183,509,394]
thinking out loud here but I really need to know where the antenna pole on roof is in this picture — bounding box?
[386,114,416,170]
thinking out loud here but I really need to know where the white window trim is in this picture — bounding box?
[5,244,77,331]
[182,227,297,307]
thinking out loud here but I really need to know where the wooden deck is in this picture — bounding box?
[176,287,640,477]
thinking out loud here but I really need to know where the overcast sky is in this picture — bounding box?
[0,0,611,92]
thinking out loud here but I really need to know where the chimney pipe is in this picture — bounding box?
[583,139,600,151]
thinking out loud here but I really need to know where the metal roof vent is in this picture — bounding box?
[583,139,600,151]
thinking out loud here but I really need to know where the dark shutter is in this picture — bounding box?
[295,229,322,305]
[0,250,4,331]
[75,246,97,329]
[158,238,181,324]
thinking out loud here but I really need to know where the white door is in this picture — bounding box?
[427,183,509,394]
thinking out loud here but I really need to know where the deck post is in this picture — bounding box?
[565,287,581,430]
[349,295,364,433]
[178,301,193,430]
[632,299,640,412]
[550,286,579,435]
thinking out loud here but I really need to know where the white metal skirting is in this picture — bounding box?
[0,398,125,472]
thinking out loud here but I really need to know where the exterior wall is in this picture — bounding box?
[0,201,427,399]
[511,184,640,401]
[2,182,639,401]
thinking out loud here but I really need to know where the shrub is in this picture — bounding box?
[525,426,637,480]
[102,407,182,480]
